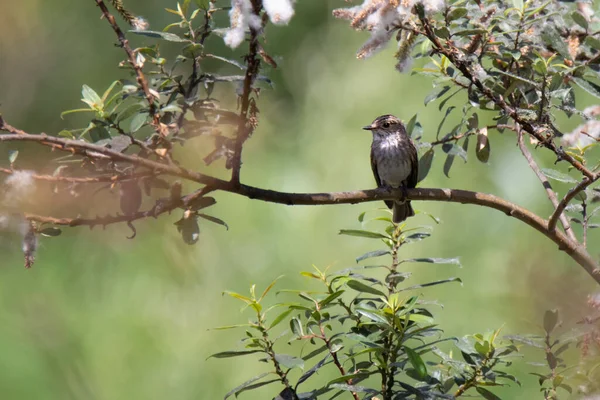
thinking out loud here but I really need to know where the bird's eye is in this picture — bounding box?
[382,122,390,128]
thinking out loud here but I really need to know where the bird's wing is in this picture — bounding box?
[371,146,394,209]
[406,139,419,189]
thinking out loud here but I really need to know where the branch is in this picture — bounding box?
[94,0,160,129]
[0,167,157,184]
[231,1,263,185]
[548,174,599,233]
[516,127,577,242]
[2,116,598,280]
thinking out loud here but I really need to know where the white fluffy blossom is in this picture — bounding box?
[3,170,35,207]
[421,0,446,14]
[224,0,258,48]
[263,0,295,25]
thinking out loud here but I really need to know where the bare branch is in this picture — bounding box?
[516,126,577,242]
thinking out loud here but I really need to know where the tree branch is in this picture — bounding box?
[1,118,598,283]
[516,126,577,242]
[548,174,599,233]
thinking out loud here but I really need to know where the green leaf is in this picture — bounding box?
[541,168,578,183]
[355,309,388,324]
[268,309,293,330]
[290,317,303,337]
[297,354,330,386]
[585,36,600,51]
[404,257,461,266]
[328,383,377,394]
[444,144,467,162]
[101,80,122,103]
[318,290,345,308]
[476,387,502,400]
[404,346,428,380]
[447,7,467,20]
[8,150,18,165]
[188,196,216,211]
[346,280,385,296]
[476,128,490,163]
[443,153,454,177]
[326,372,370,385]
[542,27,571,59]
[399,277,462,292]
[39,227,62,237]
[116,104,144,123]
[543,309,559,335]
[338,229,389,239]
[130,112,148,133]
[193,0,210,9]
[418,149,434,183]
[572,77,600,99]
[274,354,304,370]
[60,108,95,119]
[198,213,229,230]
[259,275,284,302]
[224,372,274,399]
[572,11,588,30]
[129,30,189,42]
[208,349,263,359]
[356,250,390,263]
[424,86,450,105]
[82,85,103,108]
[406,114,417,137]
[223,291,253,304]
[161,104,183,114]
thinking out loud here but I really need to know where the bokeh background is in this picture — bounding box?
[0,0,598,398]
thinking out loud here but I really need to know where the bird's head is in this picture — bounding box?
[362,114,406,138]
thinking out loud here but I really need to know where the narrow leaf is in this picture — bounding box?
[541,168,578,183]
[404,346,428,379]
[346,280,386,296]
[224,372,273,399]
[274,354,304,370]
[338,229,389,239]
[130,30,189,42]
[418,149,434,183]
[208,349,262,359]
[356,250,390,263]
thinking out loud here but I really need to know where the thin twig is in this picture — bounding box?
[549,175,599,233]
[0,167,156,184]
[516,126,577,242]
[231,0,262,186]
[94,0,160,129]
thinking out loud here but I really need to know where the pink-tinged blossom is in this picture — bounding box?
[131,17,149,31]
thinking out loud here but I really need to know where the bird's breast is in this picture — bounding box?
[373,139,412,187]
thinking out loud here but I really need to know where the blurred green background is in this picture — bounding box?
[0,0,598,398]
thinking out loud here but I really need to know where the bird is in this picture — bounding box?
[363,114,418,223]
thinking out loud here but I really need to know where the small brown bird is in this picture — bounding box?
[363,114,418,223]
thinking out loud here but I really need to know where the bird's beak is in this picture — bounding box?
[362,124,375,131]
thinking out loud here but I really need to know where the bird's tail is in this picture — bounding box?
[392,201,414,223]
